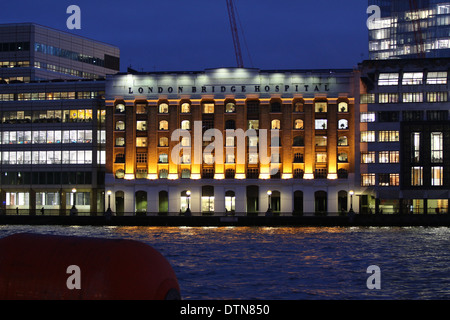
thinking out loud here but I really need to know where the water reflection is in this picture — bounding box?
[0,225,450,299]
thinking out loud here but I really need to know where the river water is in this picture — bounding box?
[1,225,449,300]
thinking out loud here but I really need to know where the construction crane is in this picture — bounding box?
[408,0,426,58]
[226,0,244,68]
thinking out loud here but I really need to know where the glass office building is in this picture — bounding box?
[369,0,450,59]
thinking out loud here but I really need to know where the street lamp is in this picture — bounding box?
[349,190,354,213]
[185,190,191,216]
[266,190,273,215]
[105,190,113,216]
[71,188,78,216]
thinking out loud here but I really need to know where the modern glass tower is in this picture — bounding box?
[369,0,450,59]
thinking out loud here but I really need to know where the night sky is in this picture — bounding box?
[1,0,369,72]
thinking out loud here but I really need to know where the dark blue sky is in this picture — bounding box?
[2,0,369,72]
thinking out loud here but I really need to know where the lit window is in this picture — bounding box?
[338,136,348,146]
[432,167,444,186]
[315,119,327,130]
[181,120,190,130]
[181,103,191,113]
[136,137,147,147]
[203,103,214,114]
[379,93,399,103]
[136,104,147,114]
[338,153,348,162]
[378,73,399,86]
[427,72,447,85]
[271,119,281,130]
[403,93,423,103]
[411,167,423,186]
[136,121,147,131]
[315,102,327,113]
[361,94,375,104]
[294,119,304,129]
[316,152,327,163]
[226,103,236,113]
[402,72,423,85]
[379,131,399,142]
[248,120,259,130]
[361,131,376,142]
[293,102,303,112]
[361,174,376,186]
[427,92,448,102]
[159,137,169,147]
[159,120,169,131]
[338,119,348,130]
[431,132,443,163]
[412,132,421,163]
[315,136,327,147]
[338,102,348,112]
[379,151,399,163]
[159,103,169,114]
[360,112,375,122]
[361,152,376,164]
[158,153,168,163]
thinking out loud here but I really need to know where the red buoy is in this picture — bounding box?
[0,233,180,300]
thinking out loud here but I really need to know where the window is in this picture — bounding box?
[181,120,190,130]
[201,186,214,213]
[159,120,169,131]
[379,151,399,163]
[315,102,327,113]
[159,137,169,147]
[403,111,423,121]
[432,167,444,186]
[431,132,443,163]
[181,103,191,113]
[379,93,399,104]
[136,104,147,114]
[315,119,327,130]
[427,110,448,121]
[316,152,327,163]
[203,103,214,114]
[378,111,399,122]
[338,119,348,130]
[158,153,168,163]
[338,136,348,146]
[115,104,125,113]
[248,120,259,130]
[159,169,169,179]
[427,92,448,102]
[378,73,399,86]
[271,119,281,130]
[293,153,304,163]
[248,153,258,164]
[293,102,304,112]
[361,112,375,122]
[294,119,304,129]
[379,131,399,142]
[411,167,423,186]
[136,137,147,147]
[181,169,191,179]
[412,132,421,163]
[361,94,375,104]
[115,137,125,147]
[293,135,304,146]
[361,131,376,142]
[136,153,147,163]
[225,102,236,113]
[136,121,147,131]
[338,102,348,112]
[427,72,447,84]
[338,153,348,162]
[403,93,423,103]
[315,136,327,147]
[361,151,376,164]
[379,173,399,186]
[159,103,169,114]
[225,120,235,130]
[270,102,281,113]
[361,174,376,186]
[402,72,423,85]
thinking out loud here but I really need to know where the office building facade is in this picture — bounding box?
[358,58,450,214]
[369,0,450,60]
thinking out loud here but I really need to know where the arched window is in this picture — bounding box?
[181,169,191,179]
[338,119,349,130]
[294,119,303,129]
[293,101,304,112]
[115,169,125,179]
[115,104,125,114]
[135,191,147,214]
[158,191,168,214]
[159,103,169,114]
[159,137,169,147]
[159,169,168,179]
[338,152,348,162]
[225,190,235,212]
[270,102,281,113]
[339,102,348,113]
[293,190,303,215]
[115,137,125,146]
[338,136,348,146]
[115,121,125,131]
[181,103,191,113]
[225,102,236,113]
[159,120,169,131]
[181,120,190,130]
[315,191,327,214]
[271,119,281,130]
